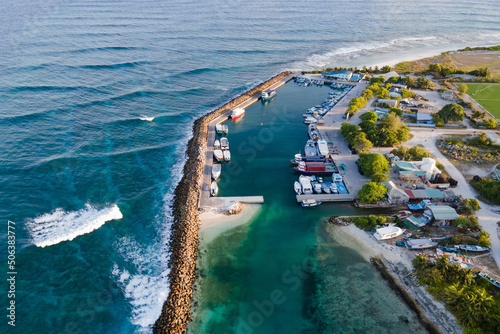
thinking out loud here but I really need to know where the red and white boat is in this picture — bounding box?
[231,108,245,120]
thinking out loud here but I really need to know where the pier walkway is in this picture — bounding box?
[296,193,355,202]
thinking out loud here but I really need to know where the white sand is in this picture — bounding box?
[199,204,262,244]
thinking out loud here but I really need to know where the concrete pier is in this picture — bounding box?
[296,193,355,202]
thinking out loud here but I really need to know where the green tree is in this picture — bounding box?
[340,123,361,144]
[479,231,491,248]
[468,132,494,147]
[445,284,493,328]
[389,107,403,116]
[400,89,415,98]
[361,89,374,100]
[357,153,389,180]
[357,182,388,203]
[471,110,486,120]
[360,111,378,123]
[484,118,498,129]
[458,84,468,95]
[381,65,392,73]
[352,132,373,154]
[415,77,434,89]
[378,87,389,99]
[437,103,465,123]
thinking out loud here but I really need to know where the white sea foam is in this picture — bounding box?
[140,115,155,121]
[26,204,123,248]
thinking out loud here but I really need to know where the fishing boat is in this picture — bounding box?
[261,89,276,101]
[374,226,404,241]
[308,124,322,141]
[291,153,303,165]
[478,271,500,289]
[332,173,342,182]
[212,163,221,179]
[299,175,313,195]
[216,124,224,135]
[458,245,490,252]
[405,238,438,250]
[311,181,322,194]
[301,199,321,207]
[322,182,331,194]
[220,137,229,150]
[294,181,302,195]
[231,108,245,120]
[213,149,223,161]
[438,246,459,253]
[304,116,317,124]
[214,139,220,149]
[223,150,231,162]
[222,124,229,135]
[294,161,337,175]
[210,181,219,197]
[316,140,329,156]
[304,140,318,156]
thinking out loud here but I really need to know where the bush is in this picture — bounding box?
[471,179,500,204]
[357,153,389,181]
[391,145,431,161]
[479,231,491,248]
[357,182,388,204]
[437,103,465,123]
[468,132,494,147]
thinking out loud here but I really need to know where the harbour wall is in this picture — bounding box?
[153,71,293,333]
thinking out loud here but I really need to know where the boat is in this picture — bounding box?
[304,116,318,124]
[212,163,221,179]
[291,153,303,165]
[294,181,302,195]
[214,139,220,149]
[478,271,500,289]
[231,108,245,120]
[140,115,154,121]
[215,124,224,135]
[316,140,329,156]
[261,89,276,101]
[220,137,229,150]
[405,238,438,250]
[210,181,219,197]
[213,149,223,161]
[308,124,322,141]
[294,161,337,175]
[222,124,229,135]
[299,175,313,195]
[223,150,231,162]
[322,182,331,194]
[304,140,318,156]
[374,226,404,241]
[332,173,342,182]
[301,199,321,207]
[438,246,459,253]
[407,199,431,210]
[311,181,322,194]
[330,183,338,194]
[457,245,490,252]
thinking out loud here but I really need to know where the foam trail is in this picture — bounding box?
[26,204,123,248]
[140,115,155,121]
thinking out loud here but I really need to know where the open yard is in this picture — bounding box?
[466,83,500,119]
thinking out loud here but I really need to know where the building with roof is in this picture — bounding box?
[321,70,353,81]
[377,99,399,108]
[406,189,444,200]
[384,181,410,204]
[416,112,434,125]
[351,73,366,82]
[429,205,458,226]
[395,158,441,181]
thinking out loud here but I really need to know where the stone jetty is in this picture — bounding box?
[153,71,292,333]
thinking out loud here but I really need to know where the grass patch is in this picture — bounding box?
[465,83,500,119]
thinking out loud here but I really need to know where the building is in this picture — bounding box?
[351,73,366,82]
[429,205,458,226]
[395,158,441,181]
[321,70,353,81]
[384,181,410,203]
[377,99,399,108]
[416,112,434,125]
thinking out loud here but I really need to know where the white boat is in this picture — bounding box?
[291,153,302,164]
[231,108,245,120]
[304,116,318,124]
[406,238,438,250]
[220,137,229,150]
[216,124,223,135]
[299,175,313,195]
[261,89,276,101]
[222,124,229,135]
[210,181,219,197]
[223,150,231,162]
[458,245,490,252]
[213,149,223,161]
[332,173,342,182]
[212,163,221,179]
[330,183,338,194]
[301,199,321,207]
[140,115,155,121]
[304,140,317,156]
[294,181,302,195]
[214,139,220,149]
[374,226,404,241]
[312,181,322,194]
[322,182,331,194]
[316,140,329,157]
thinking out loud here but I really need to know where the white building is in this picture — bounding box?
[321,70,353,81]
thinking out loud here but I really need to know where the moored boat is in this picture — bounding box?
[304,140,318,156]
[301,199,321,207]
[322,182,331,194]
[311,181,322,194]
[214,139,220,149]
[213,149,223,161]
[308,124,322,141]
[316,139,329,156]
[294,181,302,195]
[299,175,313,195]
[210,181,219,197]
[223,150,231,162]
[215,124,223,135]
[374,226,404,241]
[220,137,229,150]
[212,163,221,179]
[438,246,459,253]
[222,124,229,135]
[261,89,276,101]
[231,108,245,120]
[458,244,490,252]
[405,238,438,250]
[294,161,337,175]
[330,183,338,194]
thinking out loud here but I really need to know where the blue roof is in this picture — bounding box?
[322,70,353,76]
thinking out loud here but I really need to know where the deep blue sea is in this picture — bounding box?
[1,0,499,333]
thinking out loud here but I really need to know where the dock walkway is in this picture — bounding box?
[296,193,355,202]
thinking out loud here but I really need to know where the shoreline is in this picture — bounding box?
[326,222,462,334]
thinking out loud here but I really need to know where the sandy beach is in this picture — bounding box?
[326,222,463,334]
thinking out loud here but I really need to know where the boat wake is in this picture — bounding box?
[26,204,123,248]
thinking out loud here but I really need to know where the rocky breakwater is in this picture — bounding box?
[153,71,292,333]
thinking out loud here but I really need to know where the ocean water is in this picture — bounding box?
[1,0,499,333]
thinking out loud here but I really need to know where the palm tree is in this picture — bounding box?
[436,256,451,278]
[412,254,429,273]
[445,284,493,327]
[459,269,475,286]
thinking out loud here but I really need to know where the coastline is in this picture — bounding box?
[326,222,462,334]
[153,71,292,333]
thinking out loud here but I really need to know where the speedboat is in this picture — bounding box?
[322,182,331,194]
[214,149,223,161]
[316,140,329,156]
[261,89,276,101]
[140,115,154,121]
[294,181,302,195]
[212,163,221,179]
[304,116,318,124]
[291,153,302,165]
[222,124,229,135]
[332,173,342,182]
[304,140,317,156]
[216,124,223,135]
[214,139,220,149]
[299,175,313,195]
[330,183,338,194]
[231,108,245,120]
[223,150,231,162]
[312,181,322,194]
[301,199,321,207]
[210,181,219,197]
[220,137,229,150]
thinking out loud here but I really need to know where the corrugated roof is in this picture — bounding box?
[399,171,426,176]
[425,189,444,198]
[430,206,458,220]
[407,215,424,227]
[396,161,419,171]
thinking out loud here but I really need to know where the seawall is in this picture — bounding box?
[153,71,293,333]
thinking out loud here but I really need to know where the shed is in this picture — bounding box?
[406,215,425,228]
[384,181,410,203]
[430,205,458,221]
[416,112,434,124]
[378,99,399,108]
